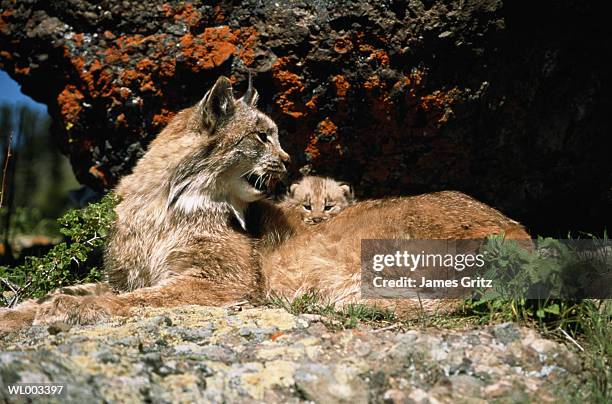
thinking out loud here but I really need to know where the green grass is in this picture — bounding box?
[268,290,397,330]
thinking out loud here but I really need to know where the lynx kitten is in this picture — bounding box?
[283,176,354,225]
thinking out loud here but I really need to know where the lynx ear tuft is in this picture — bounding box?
[339,183,355,202]
[240,71,259,107]
[198,76,236,132]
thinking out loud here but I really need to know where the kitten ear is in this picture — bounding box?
[239,71,259,107]
[339,183,354,202]
[197,76,236,132]
[289,183,299,196]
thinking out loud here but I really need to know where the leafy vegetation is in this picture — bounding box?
[460,235,611,402]
[0,193,117,307]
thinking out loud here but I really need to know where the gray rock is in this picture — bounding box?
[0,306,586,402]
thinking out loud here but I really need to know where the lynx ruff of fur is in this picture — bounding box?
[0,77,530,331]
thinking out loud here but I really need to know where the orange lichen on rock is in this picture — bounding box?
[355,32,389,65]
[72,56,103,94]
[89,59,103,73]
[305,135,320,160]
[272,57,306,118]
[304,118,341,162]
[363,75,382,90]
[305,95,318,111]
[134,58,158,93]
[393,76,412,90]
[212,4,225,23]
[332,75,350,97]
[172,3,201,27]
[162,1,202,26]
[70,55,85,72]
[136,58,156,72]
[179,27,237,72]
[420,88,459,125]
[334,36,353,54]
[368,49,389,66]
[158,58,176,78]
[162,3,173,17]
[139,81,157,93]
[236,26,258,66]
[420,89,458,111]
[118,87,131,99]
[358,42,374,53]
[57,85,84,125]
[120,69,139,87]
[103,46,130,64]
[317,117,338,137]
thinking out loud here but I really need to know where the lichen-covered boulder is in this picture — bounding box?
[0,1,610,233]
[0,306,586,403]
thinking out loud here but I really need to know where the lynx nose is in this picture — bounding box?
[312,217,324,223]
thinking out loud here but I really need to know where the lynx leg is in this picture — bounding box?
[0,300,38,334]
[30,275,258,326]
[0,283,114,333]
[52,282,113,297]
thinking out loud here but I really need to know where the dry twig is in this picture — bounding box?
[0,130,13,208]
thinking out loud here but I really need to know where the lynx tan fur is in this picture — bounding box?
[261,192,530,316]
[0,77,530,331]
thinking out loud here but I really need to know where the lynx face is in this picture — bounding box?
[216,103,289,204]
[168,76,290,220]
[285,176,354,225]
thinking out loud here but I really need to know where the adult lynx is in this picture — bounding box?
[0,77,529,331]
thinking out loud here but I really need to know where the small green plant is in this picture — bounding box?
[463,235,609,325]
[0,193,117,307]
[461,234,611,402]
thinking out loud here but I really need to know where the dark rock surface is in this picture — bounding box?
[0,306,587,403]
[1,0,610,234]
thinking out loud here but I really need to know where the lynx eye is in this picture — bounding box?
[324,205,333,211]
[256,132,268,143]
[303,204,312,211]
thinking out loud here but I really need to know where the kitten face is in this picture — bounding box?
[285,176,354,225]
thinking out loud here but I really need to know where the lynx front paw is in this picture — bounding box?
[33,294,114,326]
[0,304,37,334]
